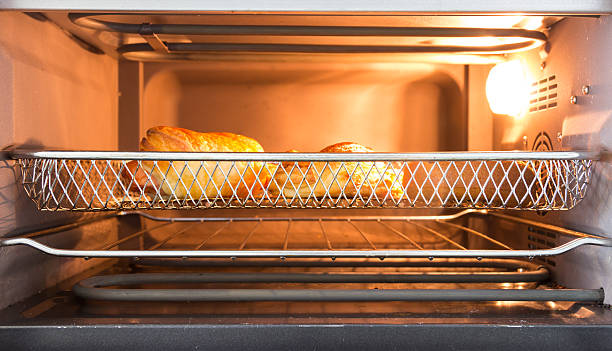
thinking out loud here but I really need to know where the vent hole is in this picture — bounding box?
[529,74,558,114]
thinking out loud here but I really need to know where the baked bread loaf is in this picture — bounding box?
[268,142,404,201]
[123,126,268,199]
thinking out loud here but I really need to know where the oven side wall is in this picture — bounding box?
[487,16,612,302]
[0,12,119,309]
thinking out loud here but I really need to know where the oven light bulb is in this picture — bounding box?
[485,60,530,117]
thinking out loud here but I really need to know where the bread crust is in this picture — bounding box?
[124,126,268,199]
[269,142,404,201]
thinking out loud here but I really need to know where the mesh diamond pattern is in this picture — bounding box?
[17,157,593,211]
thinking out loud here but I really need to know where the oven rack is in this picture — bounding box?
[12,150,595,211]
[2,209,610,260]
[68,13,547,62]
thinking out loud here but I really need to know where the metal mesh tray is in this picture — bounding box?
[12,150,595,211]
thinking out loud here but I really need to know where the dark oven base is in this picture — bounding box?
[2,292,612,351]
[1,324,611,351]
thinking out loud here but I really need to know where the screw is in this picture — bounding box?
[523,136,528,150]
[557,132,563,143]
[582,85,591,95]
[540,61,546,70]
[570,95,577,104]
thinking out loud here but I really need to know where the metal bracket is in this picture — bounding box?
[0,145,16,161]
[138,23,169,53]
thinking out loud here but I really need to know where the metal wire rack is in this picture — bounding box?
[12,150,595,211]
[2,209,610,260]
[4,209,609,303]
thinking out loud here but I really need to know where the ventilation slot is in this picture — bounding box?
[529,75,558,113]
[527,226,557,266]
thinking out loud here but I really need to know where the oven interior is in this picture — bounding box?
[0,9,611,349]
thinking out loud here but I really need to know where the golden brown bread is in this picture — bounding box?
[121,127,544,208]
[123,126,268,199]
[268,142,404,201]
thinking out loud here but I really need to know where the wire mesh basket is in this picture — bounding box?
[13,150,594,211]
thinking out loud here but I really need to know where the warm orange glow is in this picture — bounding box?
[495,300,522,307]
[486,60,530,117]
[432,36,526,47]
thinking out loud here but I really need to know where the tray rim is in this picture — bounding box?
[9,150,599,162]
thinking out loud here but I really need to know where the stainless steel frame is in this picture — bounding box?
[12,150,596,211]
[12,150,597,161]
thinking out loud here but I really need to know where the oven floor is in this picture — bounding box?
[0,261,611,350]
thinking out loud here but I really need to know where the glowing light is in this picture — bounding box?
[431,36,525,47]
[486,60,530,117]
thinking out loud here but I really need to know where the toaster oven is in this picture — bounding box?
[1,2,611,350]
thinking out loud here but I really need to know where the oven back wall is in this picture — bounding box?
[138,62,466,153]
[0,12,119,309]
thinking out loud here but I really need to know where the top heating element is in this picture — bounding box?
[11,150,595,211]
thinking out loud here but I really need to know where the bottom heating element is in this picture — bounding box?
[69,258,603,306]
[3,254,609,321]
[2,256,601,327]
